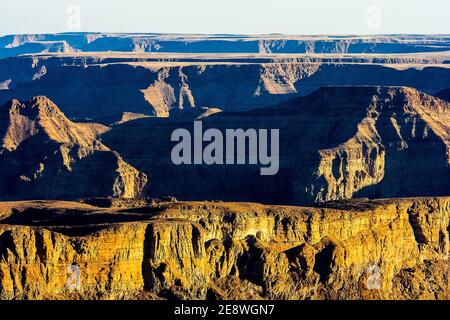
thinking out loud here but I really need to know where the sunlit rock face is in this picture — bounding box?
[0,33,448,302]
[0,197,448,300]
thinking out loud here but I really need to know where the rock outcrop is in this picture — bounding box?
[0,97,147,200]
[0,87,447,205]
[308,87,450,202]
[0,197,448,300]
[103,86,450,205]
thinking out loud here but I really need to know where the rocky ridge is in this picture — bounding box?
[102,86,450,205]
[0,197,448,300]
[0,96,147,200]
[1,53,450,120]
[0,87,447,204]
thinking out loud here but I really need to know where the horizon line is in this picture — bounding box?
[2,32,450,38]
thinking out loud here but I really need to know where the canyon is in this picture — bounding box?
[0,33,449,300]
[0,87,449,205]
[0,96,147,200]
[102,86,450,204]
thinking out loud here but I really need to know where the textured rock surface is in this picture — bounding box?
[1,52,450,120]
[103,86,450,205]
[310,87,450,202]
[0,197,448,300]
[0,87,447,204]
[0,97,147,200]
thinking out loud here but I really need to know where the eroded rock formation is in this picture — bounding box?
[102,86,450,205]
[0,87,447,205]
[0,97,147,200]
[1,52,450,120]
[0,197,448,300]
[309,87,450,202]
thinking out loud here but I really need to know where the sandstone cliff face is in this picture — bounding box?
[257,60,321,95]
[313,117,385,202]
[0,197,448,300]
[0,97,147,200]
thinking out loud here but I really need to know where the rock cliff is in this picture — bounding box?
[0,96,147,200]
[103,86,450,205]
[0,197,448,300]
[0,87,447,205]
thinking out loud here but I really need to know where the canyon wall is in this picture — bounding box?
[1,54,450,120]
[102,86,450,205]
[0,34,448,205]
[0,197,448,300]
[0,96,147,200]
[1,87,448,204]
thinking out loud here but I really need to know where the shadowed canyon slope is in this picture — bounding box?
[0,87,448,204]
[0,197,448,300]
[102,86,450,204]
[1,51,450,120]
[0,96,147,200]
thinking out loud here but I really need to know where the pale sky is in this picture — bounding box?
[1,0,449,36]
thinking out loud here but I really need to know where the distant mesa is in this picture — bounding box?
[2,33,450,57]
[1,49,450,121]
